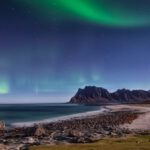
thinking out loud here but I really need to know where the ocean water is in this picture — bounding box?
[0,103,99,126]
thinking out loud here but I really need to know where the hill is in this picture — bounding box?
[69,86,150,105]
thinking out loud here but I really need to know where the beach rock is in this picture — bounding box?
[73,133,102,143]
[23,137,37,144]
[0,144,8,150]
[0,121,5,130]
[76,137,86,143]
[54,135,72,142]
[86,133,102,142]
[34,124,47,137]
[50,131,61,138]
[5,144,26,150]
[68,130,83,137]
[16,144,28,150]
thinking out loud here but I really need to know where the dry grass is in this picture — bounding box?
[30,135,150,150]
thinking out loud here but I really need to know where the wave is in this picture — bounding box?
[11,107,107,127]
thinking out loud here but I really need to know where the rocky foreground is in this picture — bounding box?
[0,105,148,150]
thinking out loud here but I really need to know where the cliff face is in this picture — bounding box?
[70,86,112,105]
[70,86,150,105]
[112,89,150,103]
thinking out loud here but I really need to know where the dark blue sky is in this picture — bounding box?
[0,0,150,102]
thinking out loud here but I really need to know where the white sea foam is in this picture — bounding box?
[12,107,108,127]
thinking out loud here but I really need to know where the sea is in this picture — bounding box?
[0,103,100,127]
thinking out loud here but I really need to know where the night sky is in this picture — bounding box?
[0,0,150,102]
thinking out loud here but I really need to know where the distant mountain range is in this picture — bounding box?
[69,86,150,105]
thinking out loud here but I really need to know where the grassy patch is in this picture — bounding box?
[30,135,150,150]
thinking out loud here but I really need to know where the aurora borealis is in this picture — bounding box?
[1,0,150,102]
[19,0,150,27]
[60,0,150,27]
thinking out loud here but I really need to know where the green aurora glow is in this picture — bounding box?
[0,78,9,94]
[19,0,150,27]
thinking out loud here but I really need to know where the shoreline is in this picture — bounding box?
[1,104,150,150]
[11,107,107,127]
[9,104,150,130]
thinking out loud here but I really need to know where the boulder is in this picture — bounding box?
[34,124,47,137]
[0,121,5,130]
[0,144,8,150]
[68,130,83,137]
[86,133,102,142]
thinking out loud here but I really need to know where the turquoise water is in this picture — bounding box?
[0,103,99,126]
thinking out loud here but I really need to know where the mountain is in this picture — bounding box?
[69,86,150,105]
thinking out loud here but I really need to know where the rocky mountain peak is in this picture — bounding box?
[70,86,150,105]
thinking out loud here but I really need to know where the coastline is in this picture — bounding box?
[10,104,150,130]
[11,107,107,127]
[1,104,150,150]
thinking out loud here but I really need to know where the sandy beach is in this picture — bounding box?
[0,104,150,150]
[116,105,150,130]
[12,104,150,131]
